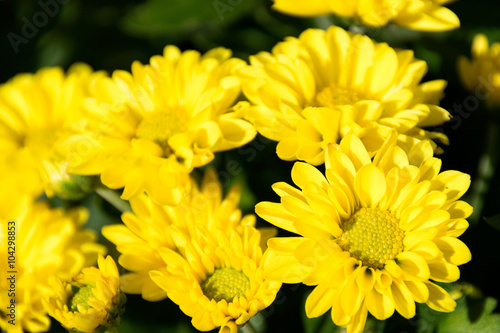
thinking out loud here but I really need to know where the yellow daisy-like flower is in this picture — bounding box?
[44,255,126,333]
[103,168,280,332]
[256,133,471,333]
[67,46,257,206]
[272,0,459,31]
[458,33,500,109]
[102,168,257,301]
[239,26,451,165]
[0,64,103,200]
[0,201,106,333]
[149,223,281,333]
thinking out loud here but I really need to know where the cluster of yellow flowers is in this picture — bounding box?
[3,0,499,332]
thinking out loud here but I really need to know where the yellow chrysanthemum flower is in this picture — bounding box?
[239,26,451,165]
[149,223,281,333]
[103,168,280,332]
[0,202,106,333]
[44,255,126,333]
[458,33,500,109]
[0,64,104,200]
[66,46,257,206]
[256,133,471,333]
[102,168,257,301]
[272,0,459,31]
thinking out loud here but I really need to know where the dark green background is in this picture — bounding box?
[1,0,500,332]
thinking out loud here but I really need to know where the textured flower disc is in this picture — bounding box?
[256,133,471,333]
[239,25,451,165]
[66,46,256,206]
[272,0,460,31]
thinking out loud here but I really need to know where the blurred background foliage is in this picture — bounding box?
[2,0,500,332]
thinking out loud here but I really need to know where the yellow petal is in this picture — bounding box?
[295,216,333,240]
[396,6,460,32]
[305,283,336,318]
[434,237,471,266]
[339,134,372,171]
[369,45,398,94]
[354,164,386,207]
[272,0,331,16]
[291,162,327,189]
[404,279,429,303]
[447,201,473,219]
[347,302,368,333]
[331,292,351,327]
[428,261,460,282]
[340,271,364,316]
[366,288,394,320]
[272,181,305,200]
[425,282,456,312]
[277,138,299,160]
[391,280,416,318]
[406,240,440,261]
[262,245,311,283]
[472,34,489,57]
[430,170,471,202]
[216,118,256,151]
[356,267,376,292]
[255,201,298,234]
[396,252,430,280]
[281,195,313,217]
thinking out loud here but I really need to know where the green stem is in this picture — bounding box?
[469,121,500,225]
[312,15,335,30]
[240,321,258,333]
[95,186,131,213]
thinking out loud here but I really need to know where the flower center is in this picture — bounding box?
[315,85,369,108]
[338,207,404,269]
[136,111,186,149]
[69,285,95,311]
[201,267,250,302]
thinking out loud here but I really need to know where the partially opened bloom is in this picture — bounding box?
[256,133,471,333]
[66,46,256,205]
[44,255,126,333]
[239,26,450,165]
[103,169,280,332]
[0,64,103,200]
[0,202,105,333]
[458,33,500,109]
[272,0,459,31]
[150,223,281,333]
[102,169,257,301]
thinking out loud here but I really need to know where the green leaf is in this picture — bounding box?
[120,0,253,39]
[417,284,500,333]
[437,296,500,333]
[485,214,500,232]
